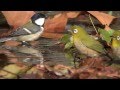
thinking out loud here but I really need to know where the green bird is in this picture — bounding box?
[111,30,120,60]
[69,25,106,57]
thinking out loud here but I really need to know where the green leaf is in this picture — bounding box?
[60,34,71,44]
[98,28,114,43]
[64,42,73,50]
[65,51,74,61]
[108,29,114,36]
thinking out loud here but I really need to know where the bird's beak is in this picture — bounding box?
[67,29,72,32]
[65,25,72,33]
[67,29,73,34]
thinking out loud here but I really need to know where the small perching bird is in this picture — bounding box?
[69,25,106,57]
[0,13,46,45]
[111,30,120,60]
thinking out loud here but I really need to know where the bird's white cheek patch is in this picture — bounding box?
[35,18,45,26]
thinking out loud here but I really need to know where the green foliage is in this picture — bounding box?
[60,34,74,50]
[60,34,71,44]
[65,42,73,50]
[65,51,74,61]
[98,28,114,43]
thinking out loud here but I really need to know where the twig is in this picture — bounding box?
[88,14,98,35]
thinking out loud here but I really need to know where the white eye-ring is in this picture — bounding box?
[73,29,78,33]
[117,36,120,40]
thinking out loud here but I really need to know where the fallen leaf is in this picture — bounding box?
[110,18,120,30]
[79,71,91,79]
[0,70,17,79]
[105,25,112,30]
[2,11,35,29]
[66,11,80,18]
[0,64,28,79]
[19,66,42,79]
[4,40,21,47]
[88,11,116,26]
[88,11,116,30]
[44,13,68,33]
[41,32,63,39]
[53,64,72,78]
[36,65,59,79]
[26,66,39,74]
[80,57,105,68]
[0,49,18,64]
[30,41,39,46]
[97,66,120,78]
[0,54,9,68]
[0,28,14,38]
[20,73,40,79]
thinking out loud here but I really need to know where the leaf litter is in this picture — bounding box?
[0,11,120,79]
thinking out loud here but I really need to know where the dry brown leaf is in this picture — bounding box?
[44,13,68,33]
[54,64,72,71]
[66,11,80,18]
[4,40,21,47]
[105,25,112,31]
[2,11,35,29]
[30,41,39,46]
[0,49,18,64]
[53,64,73,78]
[88,11,116,30]
[97,66,120,78]
[79,71,91,79]
[0,28,15,38]
[41,32,63,39]
[80,57,105,68]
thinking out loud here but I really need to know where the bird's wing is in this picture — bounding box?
[81,36,105,54]
[10,22,40,37]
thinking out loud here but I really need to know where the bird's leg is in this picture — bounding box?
[9,25,14,29]
[73,52,77,68]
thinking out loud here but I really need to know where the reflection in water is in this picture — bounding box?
[0,38,73,66]
[1,45,44,65]
[37,38,73,66]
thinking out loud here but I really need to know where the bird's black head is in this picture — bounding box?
[31,13,46,26]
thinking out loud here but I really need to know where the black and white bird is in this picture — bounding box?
[0,13,46,45]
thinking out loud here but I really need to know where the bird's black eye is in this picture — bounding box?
[73,29,78,33]
[117,36,120,40]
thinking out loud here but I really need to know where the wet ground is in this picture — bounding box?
[0,38,73,67]
[0,11,120,68]
[34,38,73,66]
[0,11,120,79]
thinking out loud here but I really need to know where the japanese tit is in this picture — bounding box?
[0,13,46,43]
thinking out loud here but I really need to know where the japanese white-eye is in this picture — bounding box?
[69,25,106,57]
[111,30,120,60]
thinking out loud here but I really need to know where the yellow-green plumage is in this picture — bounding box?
[71,25,106,57]
[111,30,120,59]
